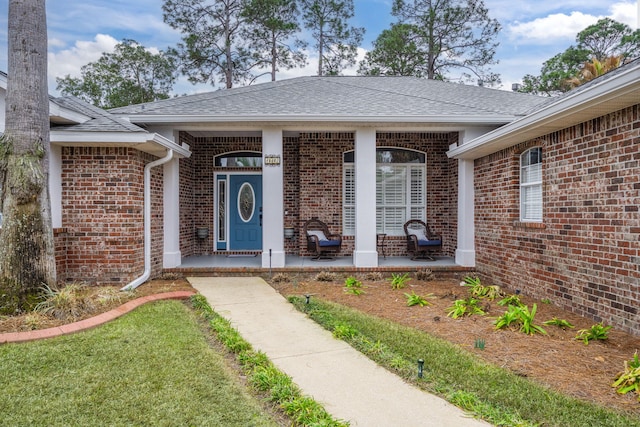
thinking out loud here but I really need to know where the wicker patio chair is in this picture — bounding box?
[303,217,342,260]
[404,219,442,261]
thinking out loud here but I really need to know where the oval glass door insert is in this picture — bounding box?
[238,182,255,222]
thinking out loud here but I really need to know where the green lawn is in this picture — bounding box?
[289,296,640,427]
[0,301,279,427]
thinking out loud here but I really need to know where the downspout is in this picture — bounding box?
[121,148,174,291]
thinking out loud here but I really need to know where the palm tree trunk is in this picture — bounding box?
[0,0,56,312]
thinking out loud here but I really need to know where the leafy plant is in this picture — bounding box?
[271,273,290,283]
[612,352,640,402]
[497,294,524,307]
[364,271,383,281]
[415,268,434,281]
[34,283,92,320]
[333,322,358,339]
[389,273,410,289]
[344,276,364,295]
[575,323,612,345]
[404,291,434,307]
[494,304,546,335]
[446,297,485,319]
[543,317,574,329]
[315,271,338,282]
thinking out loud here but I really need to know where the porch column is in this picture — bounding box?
[456,159,475,266]
[353,128,378,267]
[163,158,181,268]
[261,128,286,268]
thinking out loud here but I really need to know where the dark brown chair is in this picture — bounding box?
[404,219,442,261]
[303,217,342,260]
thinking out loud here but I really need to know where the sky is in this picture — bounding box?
[0,0,638,96]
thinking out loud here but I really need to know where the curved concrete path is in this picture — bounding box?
[189,276,491,427]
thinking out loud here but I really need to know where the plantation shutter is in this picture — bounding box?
[520,148,543,221]
[343,165,356,235]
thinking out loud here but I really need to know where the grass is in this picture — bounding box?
[0,301,279,426]
[289,296,640,427]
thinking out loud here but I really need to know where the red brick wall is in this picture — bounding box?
[474,104,640,336]
[59,147,163,285]
[179,132,195,257]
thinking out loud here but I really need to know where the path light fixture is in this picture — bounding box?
[305,294,311,304]
[417,359,424,378]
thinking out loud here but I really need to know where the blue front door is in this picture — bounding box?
[229,175,262,250]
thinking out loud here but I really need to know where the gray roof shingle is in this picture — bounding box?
[52,96,147,133]
[110,76,547,120]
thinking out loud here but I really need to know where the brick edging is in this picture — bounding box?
[0,291,196,344]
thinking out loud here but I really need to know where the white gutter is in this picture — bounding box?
[121,148,174,291]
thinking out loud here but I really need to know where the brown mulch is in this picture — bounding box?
[270,274,640,417]
[2,274,639,418]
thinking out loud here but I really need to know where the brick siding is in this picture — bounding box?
[474,104,640,336]
[56,147,163,285]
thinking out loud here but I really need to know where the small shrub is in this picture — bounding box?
[462,276,502,300]
[364,271,383,281]
[446,297,485,319]
[34,283,92,320]
[271,273,290,283]
[23,312,47,330]
[497,294,524,307]
[344,276,364,295]
[494,304,546,335]
[389,272,410,289]
[333,322,358,339]
[315,271,338,282]
[158,272,183,280]
[543,317,574,329]
[96,287,126,306]
[415,268,434,281]
[576,323,612,345]
[612,352,640,402]
[404,291,434,307]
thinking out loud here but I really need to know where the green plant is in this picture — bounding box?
[612,352,640,402]
[541,298,551,304]
[344,276,364,295]
[575,323,612,345]
[389,272,410,289]
[494,304,546,335]
[474,338,486,350]
[497,294,524,307]
[543,317,575,329]
[404,291,434,307]
[446,297,485,319]
[332,322,358,339]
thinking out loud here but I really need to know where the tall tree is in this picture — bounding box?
[241,0,307,82]
[56,39,177,109]
[0,0,56,312]
[519,18,639,95]
[163,0,252,89]
[389,0,501,84]
[358,23,426,77]
[300,0,364,76]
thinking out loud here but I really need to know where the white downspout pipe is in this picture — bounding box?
[121,149,174,291]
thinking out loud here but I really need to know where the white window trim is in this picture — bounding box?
[520,147,543,222]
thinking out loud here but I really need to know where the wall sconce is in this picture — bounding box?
[284,227,295,239]
[196,227,209,239]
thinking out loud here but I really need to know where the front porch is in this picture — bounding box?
[166,254,472,276]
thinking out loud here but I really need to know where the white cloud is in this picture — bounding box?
[609,1,639,27]
[508,11,601,44]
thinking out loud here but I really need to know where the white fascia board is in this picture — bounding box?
[448,64,640,160]
[125,114,517,126]
[49,100,92,124]
[50,131,191,158]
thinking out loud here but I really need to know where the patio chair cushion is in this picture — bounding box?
[418,239,442,246]
[307,230,327,241]
[318,239,341,247]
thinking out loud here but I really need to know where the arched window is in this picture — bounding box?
[214,151,262,167]
[520,147,543,221]
[343,148,426,236]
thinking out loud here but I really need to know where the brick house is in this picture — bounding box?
[1,61,638,335]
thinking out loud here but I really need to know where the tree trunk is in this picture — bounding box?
[0,0,56,313]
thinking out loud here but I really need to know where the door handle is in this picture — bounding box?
[259,207,263,226]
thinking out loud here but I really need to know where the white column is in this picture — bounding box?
[49,145,62,228]
[163,158,182,268]
[261,128,286,268]
[353,128,378,267]
[456,159,475,266]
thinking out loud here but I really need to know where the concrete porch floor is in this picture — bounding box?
[168,254,473,275]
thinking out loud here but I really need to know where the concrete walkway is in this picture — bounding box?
[189,277,491,427]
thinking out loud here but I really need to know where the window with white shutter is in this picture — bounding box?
[343,148,426,236]
[520,147,543,222]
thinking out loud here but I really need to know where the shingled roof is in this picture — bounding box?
[51,96,147,133]
[110,76,547,122]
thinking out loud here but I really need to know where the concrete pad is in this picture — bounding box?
[190,276,490,427]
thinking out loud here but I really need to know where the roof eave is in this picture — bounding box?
[50,130,192,158]
[447,64,640,160]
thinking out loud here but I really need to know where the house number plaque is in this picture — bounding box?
[264,155,281,166]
